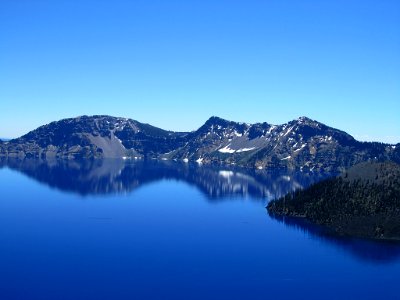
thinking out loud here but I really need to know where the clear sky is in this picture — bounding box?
[1,0,399,143]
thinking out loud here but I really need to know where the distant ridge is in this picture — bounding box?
[0,115,399,172]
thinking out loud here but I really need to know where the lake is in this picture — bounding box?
[0,159,399,300]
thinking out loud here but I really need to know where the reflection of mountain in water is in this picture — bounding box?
[0,158,329,201]
[270,214,400,263]
[2,158,399,263]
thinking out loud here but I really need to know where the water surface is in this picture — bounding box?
[0,159,399,300]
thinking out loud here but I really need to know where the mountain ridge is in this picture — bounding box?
[1,115,399,172]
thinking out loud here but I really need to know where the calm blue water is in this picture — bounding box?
[0,159,399,300]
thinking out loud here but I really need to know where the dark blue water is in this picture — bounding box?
[0,159,399,300]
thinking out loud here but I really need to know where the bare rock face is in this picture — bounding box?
[164,116,399,172]
[0,115,187,160]
[0,115,399,172]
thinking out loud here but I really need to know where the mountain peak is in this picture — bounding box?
[292,116,324,129]
[297,116,312,122]
[296,116,317,123]
[206,116,229,123]
[203,116,233,127]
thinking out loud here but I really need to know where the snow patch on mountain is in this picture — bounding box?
[218,145,257,154]
[236,147,256,153]
[218,145,236,153]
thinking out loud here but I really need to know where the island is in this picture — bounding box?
[267,161,400,240]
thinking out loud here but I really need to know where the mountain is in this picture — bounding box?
[165,116,400,171]
[0,115,399,171]
[267,161,400,240]
[0,115,187,159]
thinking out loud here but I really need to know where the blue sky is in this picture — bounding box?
[1,0,399,143]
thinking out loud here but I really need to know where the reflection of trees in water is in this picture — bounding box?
[0,158,329,201]
[270,214,400,263]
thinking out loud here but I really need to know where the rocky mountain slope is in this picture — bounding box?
[0,115,399,171]
[0,115,187,159]
[267,161,400,240]
[164,116,399,171]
